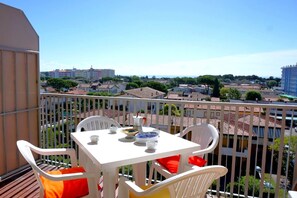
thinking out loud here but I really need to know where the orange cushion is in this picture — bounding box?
[40,166,99,198]
[157,155,207,174]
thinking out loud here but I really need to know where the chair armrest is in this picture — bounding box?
[30,145,77,167]
[191,133,219,157]
[39,169,98,181]
[191,148,210,157]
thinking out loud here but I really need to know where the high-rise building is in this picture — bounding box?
[281,63,297,96]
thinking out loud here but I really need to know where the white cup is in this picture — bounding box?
[146,140,157,150]
[90,135,99,143]
[110,126,118,133]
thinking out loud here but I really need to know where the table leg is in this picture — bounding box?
[132,162,146,186]
[78,148,87,167]
[103,168,117,198]
[84,156,101,198]
[178,154,188,173]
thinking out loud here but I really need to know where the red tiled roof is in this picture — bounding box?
[123,87,165,98]
[66,89,87,95]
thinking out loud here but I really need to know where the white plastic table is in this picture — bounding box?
[71,127,201,198]
[289,191,297,198]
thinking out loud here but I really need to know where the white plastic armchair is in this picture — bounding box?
[76,115,121,132]
[75,115,121,166]
[118,165,227,198]
[16,140,101,198]
[148,123,219,183]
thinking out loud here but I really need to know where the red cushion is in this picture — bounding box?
[157,155,207,174]
[40,166,100,198]
[157,155,180,173]
[188,156,207,167]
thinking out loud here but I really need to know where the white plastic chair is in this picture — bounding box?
[118,165,227,198]
[76,115,121,132]
[75,115,121,165]
[16,140,101,198]
[148,123,219,183]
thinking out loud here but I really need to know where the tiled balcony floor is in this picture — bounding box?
[0,164,221,198]
[0,163,57,198]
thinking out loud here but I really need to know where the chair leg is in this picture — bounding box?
[118,177,129,198]
[148,163,155,185]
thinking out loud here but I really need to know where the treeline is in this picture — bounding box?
[42,74,281,100]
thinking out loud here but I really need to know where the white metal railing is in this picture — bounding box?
[40,93,297,197]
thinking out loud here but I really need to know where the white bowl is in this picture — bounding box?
[135,132,159,144]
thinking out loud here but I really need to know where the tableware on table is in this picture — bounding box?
[90,135,99,143]
[122,128,138,139]
[110,126,118,133]
[133,116,146,132]
[135,131,159,144]
[146,140,158,150]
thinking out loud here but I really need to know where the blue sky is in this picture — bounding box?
[2,0,297,77]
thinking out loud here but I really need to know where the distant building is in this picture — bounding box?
[119,87,165,113]
[281,64,297,96]
[43,67,115,81]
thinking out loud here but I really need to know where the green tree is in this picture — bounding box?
[212,78,220,97]
[220,88,241,100]
[229,175,278,197]
[101,77,113,82]
[197,75,215,85]
[129,75,143,87]
[159,104,180,116]
[266,80,278,88]
[126,82,139,90]
[269,136,297,182]
[146,81,167,93]
[222,74,235,81]
[245,90,262,101]
[220,87,230,100]
[47,78,78,91]
[229,88,241,99]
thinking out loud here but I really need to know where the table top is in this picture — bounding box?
[289,191,297,198]
[71,127,200,169]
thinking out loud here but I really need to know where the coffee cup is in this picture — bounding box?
[90,135,99,143]
[146,140,157,150]
[110,126,118,133]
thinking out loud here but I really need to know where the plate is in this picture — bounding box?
[135,132,159,144]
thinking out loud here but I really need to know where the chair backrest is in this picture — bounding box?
[180,123,219,158]
[165,165,227,197]
[76,115,121,132]
[127,165,227,198]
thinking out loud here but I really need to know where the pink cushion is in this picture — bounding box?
[157,155,207,174]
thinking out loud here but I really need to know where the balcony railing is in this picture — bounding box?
[39,93,297,197]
